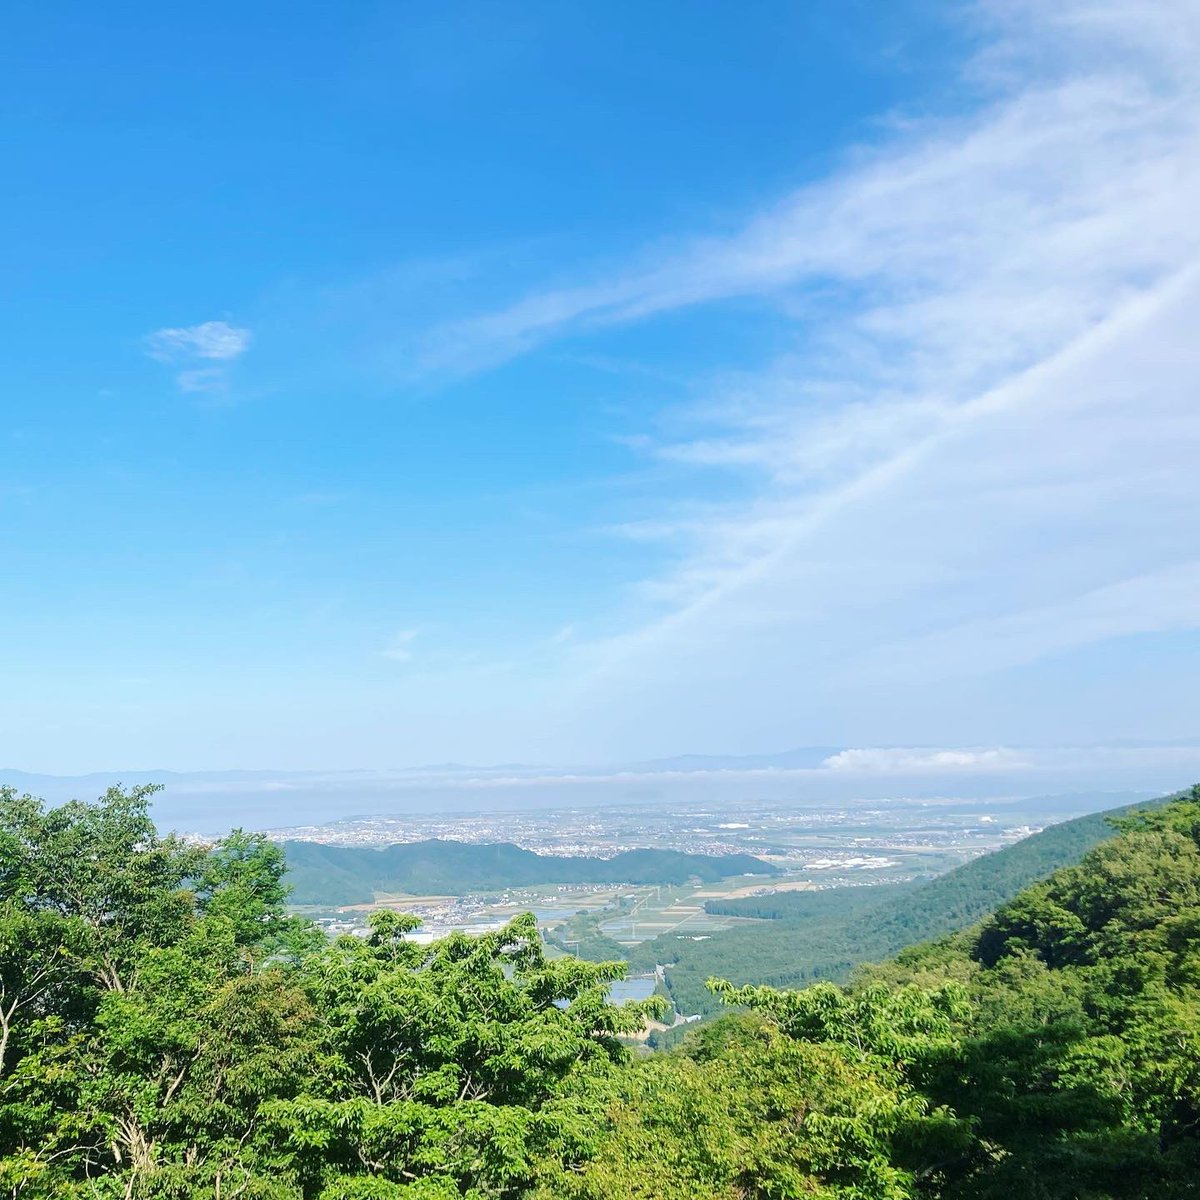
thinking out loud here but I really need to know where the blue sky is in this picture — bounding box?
[3,1,1200,778]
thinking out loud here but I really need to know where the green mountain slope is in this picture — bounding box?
[845,788,1200,1194]
[628,795,1171,1018]
[283,838,778,905]
[596,789,1200,1199]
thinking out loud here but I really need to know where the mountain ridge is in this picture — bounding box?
[282,838,780,905]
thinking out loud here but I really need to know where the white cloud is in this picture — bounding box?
[144,320,252,363]
[174,366,231,394]
[144,320,251,395]
[382,629,420,662]
[821,747,1028,773]
[421,3,1200,386]
[558,255,1200,753]
[139,1,1195,768]
[485,0,1200,756]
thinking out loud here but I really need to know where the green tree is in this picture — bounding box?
[3,782,1200,1199]
[547,1009,969,1200]
[265,911,663,1198]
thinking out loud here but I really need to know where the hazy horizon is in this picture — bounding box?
[6,739,1197,833]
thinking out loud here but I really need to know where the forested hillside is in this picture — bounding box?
[0,784,665,1198]
[626,796,1166,1018]
[283,839,777,905]
[1,781,1196,1197]
[558,789,1200,1198]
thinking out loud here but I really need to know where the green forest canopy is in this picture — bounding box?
[0,781,1196,1198]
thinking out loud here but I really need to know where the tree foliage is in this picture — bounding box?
[0,786,663,1198]
[0,782,1197,1198]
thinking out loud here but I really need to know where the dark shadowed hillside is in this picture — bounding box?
[283,838,779,905]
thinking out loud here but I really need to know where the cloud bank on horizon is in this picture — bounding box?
[1,0,1198,780]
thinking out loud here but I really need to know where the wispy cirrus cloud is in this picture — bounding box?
[454,0,1200,757]
[382,629,421,662]
[144,319,251,394]
[420,2,1200,389]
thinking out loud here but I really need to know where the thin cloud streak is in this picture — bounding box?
[144,320,251,362]
[491,0,1200,756]
[564,259,1200,747]
[382,629,421,662]
[420,4,1200,388]
[144,319,252,395]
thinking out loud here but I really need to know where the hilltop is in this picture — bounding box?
[282,838,778,905]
